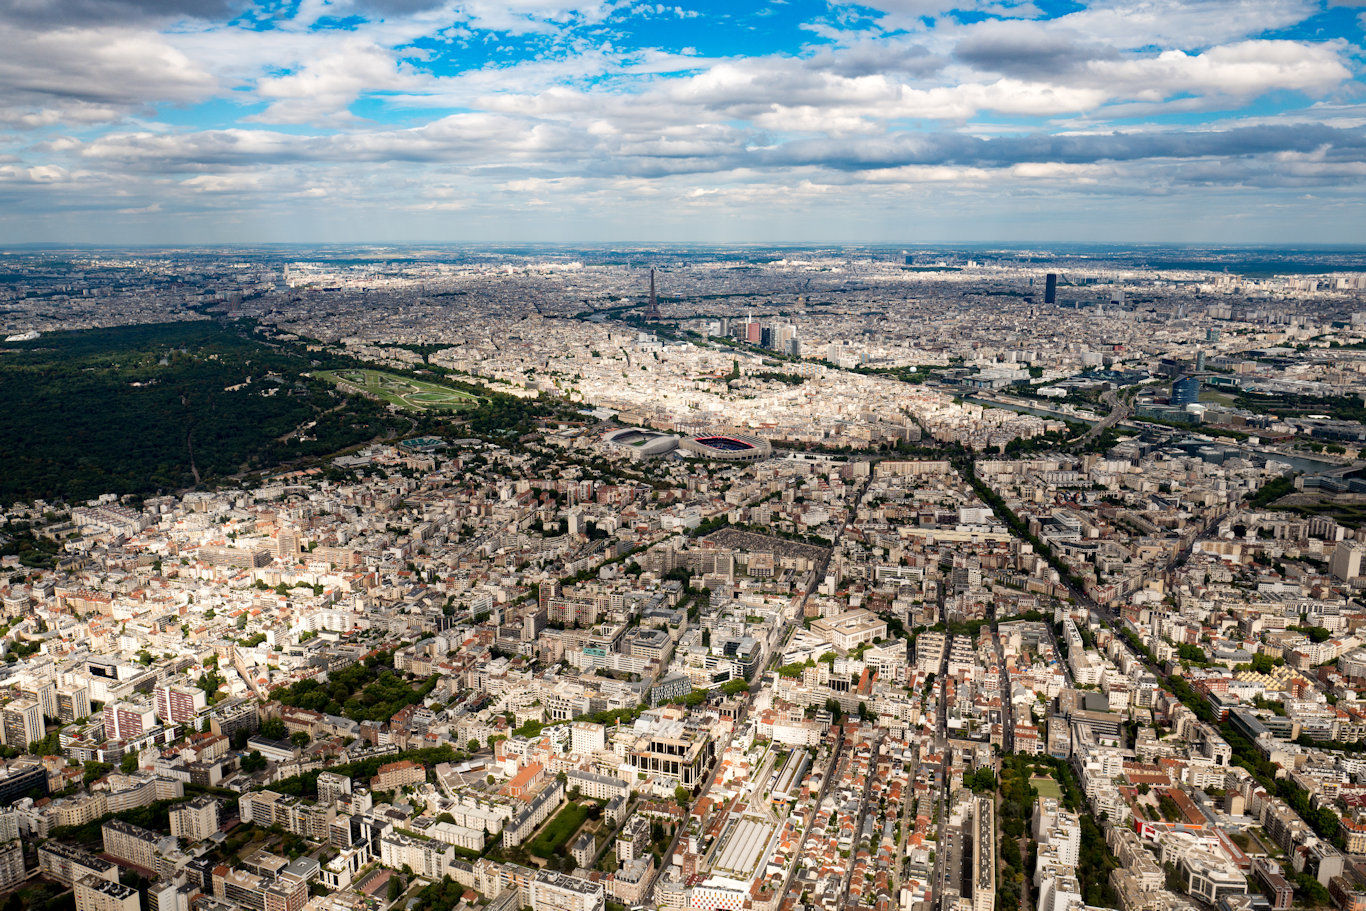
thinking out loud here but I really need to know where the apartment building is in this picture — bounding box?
[154,686,207,724]
[370,760,426,791]
[567,770,628,803]
[74,876,140,911]
[569,722,605,755]
[1,698,44,750]
[528,870,605,911]
[103,700,157,740]
[503,779,565,848]
[316,772,352,807]
[379,831,455,880]
[102,819,160,870]
[39,842,118,886]
[0,840,25,892]
[58,686,92,724]
[169,795,220,843]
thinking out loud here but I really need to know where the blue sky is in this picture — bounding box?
[2,0,1366,243]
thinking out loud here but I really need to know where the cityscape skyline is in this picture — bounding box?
[4,0,1366,244]
[0,241,1364,911]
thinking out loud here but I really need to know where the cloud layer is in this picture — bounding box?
[1,0,1364,242]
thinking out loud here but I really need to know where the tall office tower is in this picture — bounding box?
[1172,376,1201,408]
[1207,328,1221,343]
[746,321,761,344]
[1,699,44,749]
[1044,273,1058,304]
[1195,350,1206,372]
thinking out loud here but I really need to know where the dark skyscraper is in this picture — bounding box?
[1044,273,1058,304]
[1172,376,1200,408]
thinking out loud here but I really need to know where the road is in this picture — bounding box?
[650,465,880,905]
[766,466,883,908]
[1163,507,1230,576]
[931,580,953,911]
[839,730,885,898]
[1074,387,1129,447]
[988,606,1014,756]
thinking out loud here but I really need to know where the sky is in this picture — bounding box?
[3,0,1366,244]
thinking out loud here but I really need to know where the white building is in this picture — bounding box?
[570,722,606,756]
[379,831,454,879]
[528,870,605,911]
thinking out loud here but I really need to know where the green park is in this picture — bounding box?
[316,369,484,412]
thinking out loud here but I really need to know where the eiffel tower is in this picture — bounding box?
[645,267,661,320]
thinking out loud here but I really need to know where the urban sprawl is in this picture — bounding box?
[0,248,1365,911]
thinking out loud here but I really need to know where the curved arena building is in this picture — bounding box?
[678,430,772,461]
[602,427,680,460]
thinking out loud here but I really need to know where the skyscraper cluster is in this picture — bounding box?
[706,314,800,357]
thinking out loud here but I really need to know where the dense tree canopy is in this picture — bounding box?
[273,653,437,722]
[0,322,408,502]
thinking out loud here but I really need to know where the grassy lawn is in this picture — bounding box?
[316,369,483,412]
[1199,389,1238,407]
[1030,776,1064,800]
[527,801,592,859]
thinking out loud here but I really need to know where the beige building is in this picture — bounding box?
[1332,542,1363,582]
[39,842,118,886]
[528,870,605,911]
[370,760,426,791]
[102,819,160,871]
[1,698,44,750]
[75,876,140,911]
[379,831,454,879]
[169,795,220,843]
[809,609,887,652]
[0,840,24,892]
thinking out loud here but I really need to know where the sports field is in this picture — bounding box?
[316,369,483,411]
[1030,776,1063,800]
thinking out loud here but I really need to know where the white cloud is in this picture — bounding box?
[251,39,425,123]
[2,0,1363,240]
[1085,40,1351,101]
[990,0,1318,50]
[0,23,216,110]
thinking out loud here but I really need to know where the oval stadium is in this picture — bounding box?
[678,431,772,461]
[602,427,680,460]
